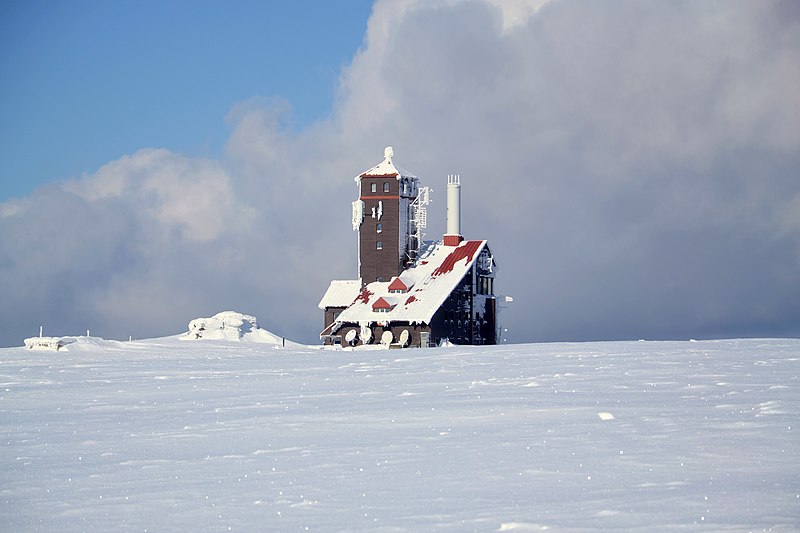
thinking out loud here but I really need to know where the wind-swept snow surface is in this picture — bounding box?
[2,339,798,531]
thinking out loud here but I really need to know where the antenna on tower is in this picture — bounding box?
[408,186,431,262]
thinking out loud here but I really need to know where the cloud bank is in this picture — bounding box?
[2,0,799,346]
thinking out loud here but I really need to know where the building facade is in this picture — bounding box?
[320,147,498,348]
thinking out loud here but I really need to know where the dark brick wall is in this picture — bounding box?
[324,307,346,331]
[335,322,433,348]
[359,176,402,284]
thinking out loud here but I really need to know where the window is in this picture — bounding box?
[376,241,383,250]
[383,182,390,193]
[371,183,377,193]
[376,223,382,233]
[478,276,492,295]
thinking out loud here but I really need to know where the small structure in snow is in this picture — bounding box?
[24,336,76,351]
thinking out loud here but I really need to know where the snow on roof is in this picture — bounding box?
[318,280,361,310]
[354,146,417,181]
[333,240,488,327]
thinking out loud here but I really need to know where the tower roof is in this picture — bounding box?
[354,146,417,181]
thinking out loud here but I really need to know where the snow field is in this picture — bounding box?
[1,338,798,531]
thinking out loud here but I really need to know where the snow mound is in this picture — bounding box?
[23,336,76,351]
[22,335,127,351]
[180,311,289,345]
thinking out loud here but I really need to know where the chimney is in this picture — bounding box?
[443,174,463,246]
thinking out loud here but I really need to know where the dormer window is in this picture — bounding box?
[387,276,411,294]
[372,297,394,313]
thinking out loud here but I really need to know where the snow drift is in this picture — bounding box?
[21,311,300,350]
[180,311,293,345]
[2,337,797,531]
[22,336,76,351]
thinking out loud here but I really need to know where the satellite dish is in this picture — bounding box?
[399,329,410,347]
[381,330,393,346]
[344,329,357,345]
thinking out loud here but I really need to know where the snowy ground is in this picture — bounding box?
[1,337,798,531]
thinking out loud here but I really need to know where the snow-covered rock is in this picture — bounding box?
[180,311,293,345]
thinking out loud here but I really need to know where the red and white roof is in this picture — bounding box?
[387,272,414,292]
[326,240,489,329]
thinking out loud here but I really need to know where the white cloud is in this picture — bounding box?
[66,148,254,242]
[1,0,798,346]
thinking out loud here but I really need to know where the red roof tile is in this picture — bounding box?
[388,277,409,291]
[353,288,373,305]
[432,241,482,276]
[372,297,392,309]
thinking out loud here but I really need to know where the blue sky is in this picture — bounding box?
[0,0,373,201]
[0,0,798,347]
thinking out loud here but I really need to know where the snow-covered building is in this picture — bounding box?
[319,147,498,348]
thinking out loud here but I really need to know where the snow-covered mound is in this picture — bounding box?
[23,336,76,351]
[23,335,130,351]
[180,311,291,345]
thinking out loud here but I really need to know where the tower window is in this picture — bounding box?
[376,241,383,250]
[383,182,390,193]
[376,223,382,233]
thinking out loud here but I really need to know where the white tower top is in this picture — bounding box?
[444,174,462,246]
[355,146,417,181]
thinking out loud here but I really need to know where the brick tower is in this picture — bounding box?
[352,147,421,285]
